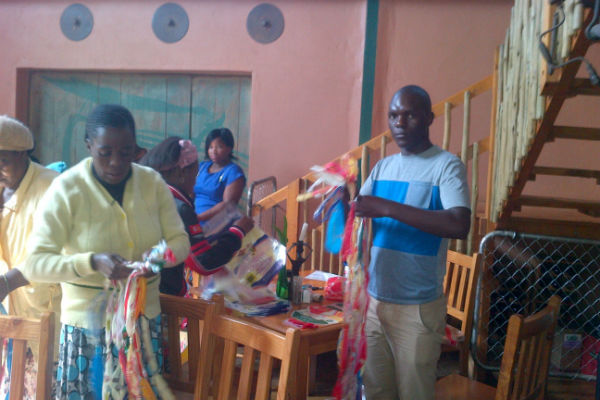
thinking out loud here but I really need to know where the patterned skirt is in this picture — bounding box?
[55,315,163,400]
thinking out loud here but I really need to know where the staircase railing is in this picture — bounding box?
[491,0,592,224]
[251,75,495,269]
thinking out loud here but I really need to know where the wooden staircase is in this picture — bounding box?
[495,2,600,239]
[250,1,600,265]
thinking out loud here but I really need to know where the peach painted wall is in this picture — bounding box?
[3,0,599,216]
[372,0,514,214]
[372,0,600,221]
[0,0,366,187]
[372,0,514,144]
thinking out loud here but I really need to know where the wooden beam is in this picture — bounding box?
[542,77,600,96]
[513,195,600,213]
[255,75,493,222]
[549,126,600,141]
[529,166,600,184]
[432,76,493,116]
[485,47,500,221]
[500,217,600,240]
[499,7,594,224]
[286,178,301,246]
[252,186,288,215]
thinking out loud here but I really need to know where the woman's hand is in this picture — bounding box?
[91,253,133,280]
[197,213,208,222]
[234,215,254,234]
[0,276,9,303]
[0,269,30,302]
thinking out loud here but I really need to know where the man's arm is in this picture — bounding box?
[355,195,471,239]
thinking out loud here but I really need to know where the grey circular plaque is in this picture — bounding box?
[247,3,284,44]
[152,3,189,43]
[60,3,93,41]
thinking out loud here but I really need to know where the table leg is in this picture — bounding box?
[309,354,318,394]
[292,340,310,400]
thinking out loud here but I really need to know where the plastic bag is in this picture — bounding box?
[325,200,346,254]
[324,276,345,301]
[198,226,289,316]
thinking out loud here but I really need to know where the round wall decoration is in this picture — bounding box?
[247,3,284,44]
[152,3,189,43]
[60,3,93,41]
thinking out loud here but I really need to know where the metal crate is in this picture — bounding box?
[472,231,600,380]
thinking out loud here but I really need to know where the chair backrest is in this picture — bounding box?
[0,311,55,400]
[195,312,301,400]
[443,250,482,374]
[247,176,278,236]
[159,293,221,393]
[495,295,561,400]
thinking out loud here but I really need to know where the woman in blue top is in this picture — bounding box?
[194,128,246,221]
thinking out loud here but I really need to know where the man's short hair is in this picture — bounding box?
[392,85,432,113]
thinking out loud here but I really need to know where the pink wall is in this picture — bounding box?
[372,0,514,214]
[0,0,366,187]
[3,0,599,220]
[372,0,514,143]
[372,0,600,222]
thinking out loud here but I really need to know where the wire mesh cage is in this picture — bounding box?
[472,230,600,380]
[247,176,281,238]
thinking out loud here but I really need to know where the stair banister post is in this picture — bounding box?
[286,178,302,269]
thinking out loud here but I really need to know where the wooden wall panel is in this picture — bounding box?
[165,75,192,139]
[236,78,251,172]
[97,73,122,107]
[120,74,168,151]
[27,71,250,183]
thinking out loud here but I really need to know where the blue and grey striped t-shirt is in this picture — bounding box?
[360,145,470,304]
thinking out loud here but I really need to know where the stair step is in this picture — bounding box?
[513,195,600,214]
[504,217,600,240]
[549,126,600,141]
[543,77,600,96]
[529,166,600,184]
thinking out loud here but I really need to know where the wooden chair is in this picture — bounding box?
[0,311,55,400]
[195,311,301,400]
[443,250,482,376]
[435,295,561,400]
[159,293,222,394]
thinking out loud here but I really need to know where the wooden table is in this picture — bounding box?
[191,271,345,398]
[245,275,344,399]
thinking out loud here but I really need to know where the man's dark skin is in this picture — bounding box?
[355,88,471,239]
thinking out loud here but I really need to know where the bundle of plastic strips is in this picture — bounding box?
[102,241,175,400]
[332,204,369,400]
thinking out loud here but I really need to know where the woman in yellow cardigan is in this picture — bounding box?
[22,104,190,399]
[0,116,62,399]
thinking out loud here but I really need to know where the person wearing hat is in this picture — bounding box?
[0,115,62,398]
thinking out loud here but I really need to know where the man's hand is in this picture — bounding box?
[355,195,390,219]
[91,253,133,280]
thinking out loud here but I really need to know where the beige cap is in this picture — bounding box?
[0,116,34,151]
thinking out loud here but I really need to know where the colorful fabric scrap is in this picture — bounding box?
[333,204,369,400]
[102,241,175,399]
